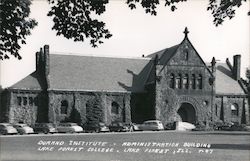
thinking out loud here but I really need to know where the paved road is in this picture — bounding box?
[0,131,249,161]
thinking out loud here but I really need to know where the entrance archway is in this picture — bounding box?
[177,103,196,124]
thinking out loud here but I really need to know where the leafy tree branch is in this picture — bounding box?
[0,0,37,60]
[0,0,249,60]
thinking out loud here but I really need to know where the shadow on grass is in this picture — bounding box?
[209,143,250,150]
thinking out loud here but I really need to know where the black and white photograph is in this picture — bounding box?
[0,0,249,161]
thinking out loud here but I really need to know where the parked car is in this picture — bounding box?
[83,122,110,133]
[138,120,164,131]
[216,122,234,131]
[32,123,57,134]
[56,123,83,133]
[131,123,141,131]
[13,123,34,135]
[109,122,130,132]
[175,121,196,131]
[164,122,176,130]
[0,123,18,135]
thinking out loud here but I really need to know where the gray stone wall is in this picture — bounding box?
[154,39,215,125]
[215,96,249,124]
[7,90,42,125]
[48,91,131,125]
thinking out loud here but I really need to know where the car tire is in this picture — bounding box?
[44,130,49,134]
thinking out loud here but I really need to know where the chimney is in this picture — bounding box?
[35,45,50,76]
[233,55,241,80]
[43,45,50,76]
[35,51,40,71]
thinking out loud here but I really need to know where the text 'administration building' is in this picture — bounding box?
[0,28,249,126]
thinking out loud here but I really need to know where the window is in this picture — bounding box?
[23,97,27,106]
[191,74,196,89]
[34,97,38,106]
[197,74,202,89]
[183,74,189,89]
[61,100,68,114]
[175,74,181,89]
[182,50,189,60]
[29,97,33,106]
[169,73,175,88]
[231,103,239,116]
[17,97,22,106]
[111,102,119,114]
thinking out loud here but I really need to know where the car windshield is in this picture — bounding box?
[14,124,27,128]
[47,124,54,127]
[144,121,158,125]
[59,123,77,127]
[99,123,105,126]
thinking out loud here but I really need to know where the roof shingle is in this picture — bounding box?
[48,54,152,92]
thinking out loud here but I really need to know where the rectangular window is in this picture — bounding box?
[175,76,181,89]
[34,97,38,106]
[29,97,33,106]
[23,97,27,106]
[17,97,22,106]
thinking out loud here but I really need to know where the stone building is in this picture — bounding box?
[0,28,249,126]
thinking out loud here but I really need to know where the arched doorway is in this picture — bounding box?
[177,103,196,124]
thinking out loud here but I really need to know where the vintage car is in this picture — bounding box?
[32,123,57,134]
[109,122,130,132]
[56,123,83,133]
[13,123,34,134]
[83,122,110,133]
[138,120,164,131]
[131,123,141,131]
[0,123,18,135]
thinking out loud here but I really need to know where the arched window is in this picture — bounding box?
[175,74,181,89]
[111,102,119,114]
[231,103,239,116]
[183,74,189,89]
[61,100,68,114]
[191,74,196,89]
[197,74,202,89]
[169,73,175,88]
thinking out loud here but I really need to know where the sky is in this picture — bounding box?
[0,0,249,88]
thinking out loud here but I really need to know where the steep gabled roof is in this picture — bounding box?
[48,54,152,92]
[147,44,180,65]
[9,54,152,93]
[215,63,245,95]
[8,71,43,90]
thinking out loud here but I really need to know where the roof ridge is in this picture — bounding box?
[50,52,152,60]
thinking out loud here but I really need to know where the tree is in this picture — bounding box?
[1,0,249,60]
[0,0,37,60]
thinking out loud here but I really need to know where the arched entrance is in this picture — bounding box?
[177,103,196,124]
